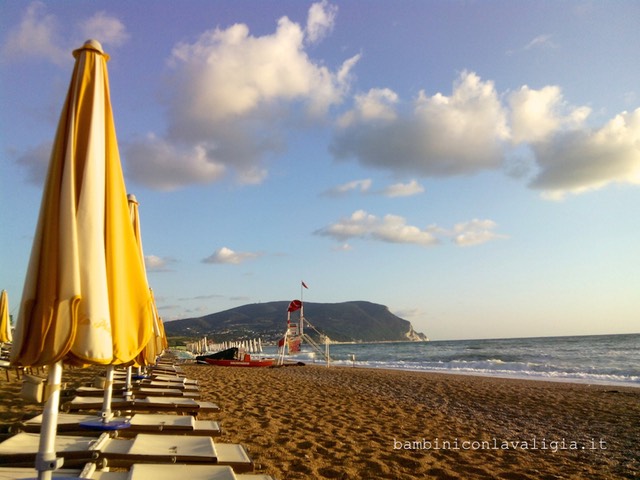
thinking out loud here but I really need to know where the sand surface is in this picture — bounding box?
[1,363,638,479]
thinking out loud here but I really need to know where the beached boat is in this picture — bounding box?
[196,347,275,367]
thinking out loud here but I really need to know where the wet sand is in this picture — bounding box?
[1,363,638,479]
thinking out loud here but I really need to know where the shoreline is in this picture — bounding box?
[347,363,640,389]
[271,355,640,389]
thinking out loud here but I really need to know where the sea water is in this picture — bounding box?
[270,333,640,387]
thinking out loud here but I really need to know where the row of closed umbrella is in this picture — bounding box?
[7,39,167,479]
[0,290,11,345]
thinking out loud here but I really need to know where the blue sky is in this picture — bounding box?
[1,1,639,340]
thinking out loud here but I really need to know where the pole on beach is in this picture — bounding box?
[300,281,308,336]
[325,336,330,368]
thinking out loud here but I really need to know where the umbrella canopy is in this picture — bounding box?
[11,39,154,368]
[0,290,11,343]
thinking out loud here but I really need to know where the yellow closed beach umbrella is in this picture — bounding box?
[10,39,153,479]
[127,194,164,367]
[158,310,169,352]
[0,290,11,344]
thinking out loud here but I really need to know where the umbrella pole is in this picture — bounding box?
[124,366,133,400]
[37,361,64,480]
[100,365,115,422]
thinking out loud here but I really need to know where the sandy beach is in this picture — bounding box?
[1,363,638,479]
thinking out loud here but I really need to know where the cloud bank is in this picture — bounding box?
[8,2,640,200]
[315,210,439,246]
[332,71,640,199]
[315,210,506,247]
[529,108,640,198]
[332,72,510,176]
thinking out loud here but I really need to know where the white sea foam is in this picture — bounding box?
[275,333,640,387]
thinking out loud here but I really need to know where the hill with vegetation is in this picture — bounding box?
[163,300,428,344]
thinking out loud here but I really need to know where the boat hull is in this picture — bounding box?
[198,358,275,367]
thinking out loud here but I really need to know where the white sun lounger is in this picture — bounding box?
[138,381,199,392]
[74,386,200,399]
[75,386,129,397]
[122,414,221,437]
[65,396,219,416]
[132,397,219,415]
[20,413,124,434]
[149,365,185,375]
[0,463,119,479]
[64,396,134,412]
[0,464,275,479]
[122,464,275,479]
[0,433,253,472]
[0,433,98,467]
[0,467,83,479]
[87,378,200,393]
[150,374,197,385]
[20,413,221,437]
[132,388,200,399]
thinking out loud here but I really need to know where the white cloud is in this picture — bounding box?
[373,213,439,245]
[323,178,424,198]
[138,4,357,187]
[167,13,357,122]
[509,85,590,144]
[322,178,372,196]
[331,72,639,199]
[316,211,506,247]
[337,88,398,128]
[80,11,130,47]
[529,108,640,198]
[2,1,67,64]
[507,34,557,56]
[2,3,129,64]
[315,210,439,246]
[509,87,640,199]
[524,34,556,50]
[145,255,174,272]
[125,134,225,191]
[451,219,508,247]
[202,247,261,265]
[381,179,424,197]
[306,0,338,44]
[331,71,509,176]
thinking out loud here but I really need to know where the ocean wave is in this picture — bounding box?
[325,358,640,387]
[271,334,640,387]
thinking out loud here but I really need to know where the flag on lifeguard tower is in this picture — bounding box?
[302,281,308,289]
